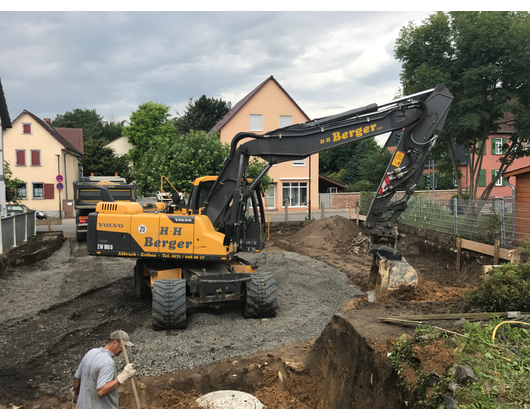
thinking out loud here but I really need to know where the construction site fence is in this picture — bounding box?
[318,191,530,248]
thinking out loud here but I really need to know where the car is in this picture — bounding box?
[6,204,47,219]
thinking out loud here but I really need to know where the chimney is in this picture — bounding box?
[44,118,51,126]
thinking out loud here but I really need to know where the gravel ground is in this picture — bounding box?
[126,251,364,376]
[0,238,364,400]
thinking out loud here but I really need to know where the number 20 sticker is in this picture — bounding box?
[138,225,147,234]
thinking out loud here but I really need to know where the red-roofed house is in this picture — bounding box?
[210,76,317,211]
[4,110,83,218]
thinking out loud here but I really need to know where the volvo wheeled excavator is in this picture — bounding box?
[87,84,453,330]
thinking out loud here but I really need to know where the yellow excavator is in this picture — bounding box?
[87,84,453,329]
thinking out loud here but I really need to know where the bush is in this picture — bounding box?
[463,262,530,312]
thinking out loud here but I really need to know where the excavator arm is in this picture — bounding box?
[201,84,453,266]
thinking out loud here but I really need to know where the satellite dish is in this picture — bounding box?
[227,101,232,110]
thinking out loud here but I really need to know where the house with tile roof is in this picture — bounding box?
[0,78,13,218]
[210,75,317,211]
[106,135,134,158]
[4,110,83,218]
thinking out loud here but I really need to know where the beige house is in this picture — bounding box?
[4,110,83,218]
[210,76,318,211]
[106,135,134,157]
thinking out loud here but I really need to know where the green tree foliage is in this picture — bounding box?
[247,157,273,191]
[395,11,530,200]
[4,160,25,203]
[122,102,176,171]
[134,131,229,194]
[174,95,230,135]
[81,138,131,180]
[320,138,390,191]
[53,108,104,141]
[101,120,125,141]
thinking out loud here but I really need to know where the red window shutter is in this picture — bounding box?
[44,183,55,199]
[23,124,31,134]
[16,150,26,166]
[31,150,41,166]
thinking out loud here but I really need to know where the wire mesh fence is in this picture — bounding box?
[358,193,529,248]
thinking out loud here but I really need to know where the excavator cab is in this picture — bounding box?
[189,176,268,253]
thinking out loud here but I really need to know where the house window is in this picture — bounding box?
[493,170,506,187]
[293,159,305,166]
[33,183,44,199]
[31,150,41,166]
[279,115,292,128]
[264,184,275,209]
[22,123,32,134]
[16,150,26,166]
[249,114,263,132]
[17,183,27,199]
[327,187,338,193]
[492,137,507,155]
[282,182,307,207]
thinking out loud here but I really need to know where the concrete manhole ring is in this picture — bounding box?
[196,390,264,409]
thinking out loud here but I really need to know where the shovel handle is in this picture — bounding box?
[118,332,141,409]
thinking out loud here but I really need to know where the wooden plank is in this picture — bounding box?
[378,312,507,322]
[494,240,500,265]
[460,238,513,261]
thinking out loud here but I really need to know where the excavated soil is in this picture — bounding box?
[0,216,486,409]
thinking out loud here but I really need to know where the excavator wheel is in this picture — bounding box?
[243,271,278,318]
[152,279,187,330]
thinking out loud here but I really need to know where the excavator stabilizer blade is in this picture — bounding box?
[377,258,418,293]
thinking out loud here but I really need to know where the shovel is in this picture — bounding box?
[119,331,142,409]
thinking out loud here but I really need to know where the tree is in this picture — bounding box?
[320,138,382,187]
[4,160,25,203]
[53,109,104,142]
[101,120,126,141]
[81,138,132,180]
[122,102,176,168]
[395,11,530,201]
[351,147,392,191]
[173,95,230,135]
[134,131,229,194]
[247,157,273,191]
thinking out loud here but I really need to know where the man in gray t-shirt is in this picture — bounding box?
[73,330,136,409]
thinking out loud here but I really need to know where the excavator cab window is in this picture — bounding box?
[189,180,215,213]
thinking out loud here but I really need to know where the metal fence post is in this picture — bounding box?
[321,202,325,219]
[454,197,458,236]
[284,201,289,222]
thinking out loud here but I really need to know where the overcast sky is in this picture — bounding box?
[0,9,436,131]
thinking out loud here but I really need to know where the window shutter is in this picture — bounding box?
[279,115,292,128]
[492,170,497,185]
[492,138,496,155]
[477,140,486,155]
[44,183,55,199]
[249,114,263,131]
[31,150,40,166]
[478,169,486,187]
[22,123,31,134]
[16,150,26,166]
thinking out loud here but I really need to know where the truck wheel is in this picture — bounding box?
[152,279,187,330]
[244,271,278,318]
[76,231,87,242]
[134,261,151,299]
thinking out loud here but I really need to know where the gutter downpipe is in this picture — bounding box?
[506,178,516,245]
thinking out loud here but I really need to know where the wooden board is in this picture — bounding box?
[460,238,517,262]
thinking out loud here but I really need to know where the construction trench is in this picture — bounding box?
[0,216,485,409]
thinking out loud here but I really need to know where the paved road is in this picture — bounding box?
[36,209,354,238]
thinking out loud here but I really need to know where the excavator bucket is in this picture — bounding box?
[370,257,419,294]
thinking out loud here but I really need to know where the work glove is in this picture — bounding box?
[117,363,136,384]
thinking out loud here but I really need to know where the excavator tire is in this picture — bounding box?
[244,271,278,318]
[134,261,151,299]
[152,279,187,330]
